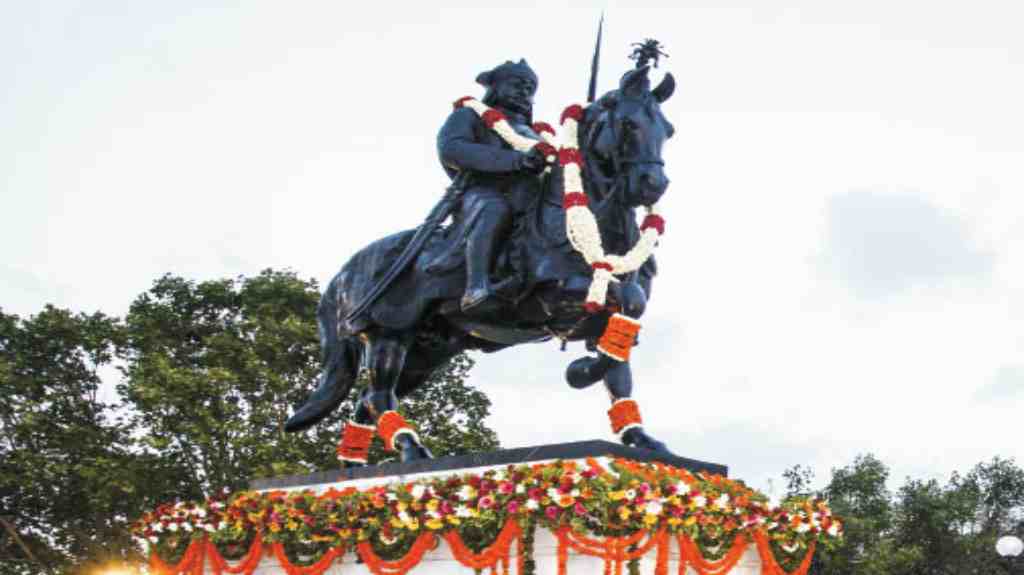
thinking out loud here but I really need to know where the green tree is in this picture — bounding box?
[0,306,153,575]
[117,270,499,500]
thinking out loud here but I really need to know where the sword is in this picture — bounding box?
[345,171,471,324]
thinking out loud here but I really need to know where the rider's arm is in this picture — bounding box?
[437,108,523,173]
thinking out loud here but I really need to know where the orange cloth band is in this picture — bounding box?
[608,399,643,434]
[597,314,642,362]
[377,411,415,452]
[336,421,375,462]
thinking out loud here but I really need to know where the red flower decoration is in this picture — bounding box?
[532,122,555,136]
[640,214,665,235]
[560,104,585,125]
[562,192,588,209]
[452,96,474,110]
[591,262,614,272]
[481,109,506,129]
[534,142,557,158]
[584,302,604,314]
[558,148,583,167]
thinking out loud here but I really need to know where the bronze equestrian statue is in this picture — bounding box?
[285,41,677,466]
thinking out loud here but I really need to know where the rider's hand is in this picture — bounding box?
[518,147,547,175]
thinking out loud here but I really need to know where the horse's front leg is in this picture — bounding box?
[565,281,647,388]
[604,360,670,454]
[359,332,432,463]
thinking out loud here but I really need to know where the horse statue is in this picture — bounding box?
[285,43,677,466]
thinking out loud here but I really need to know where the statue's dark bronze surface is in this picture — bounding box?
[285,53,677,464]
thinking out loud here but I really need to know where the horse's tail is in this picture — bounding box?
[284,277,360,432]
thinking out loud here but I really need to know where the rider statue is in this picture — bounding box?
[437,59,548,315]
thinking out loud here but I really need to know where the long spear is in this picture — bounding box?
[587,14,604,103]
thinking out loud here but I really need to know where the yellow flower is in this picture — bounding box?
[367,518,380,527]
[610,491,627,501]
[619,507,631,520]
[286,520,299,531]
[269,523,281,533]
[426,519,444,531]
[407,519,420,531]
[426,500,439,511]
[668,518,682,527]
[643,514,658,526]
[390,517,404,528]
[447,516,461,526]
[667,496,680,506]
[684,516,697,527]
[397,502,408,512]
[339,529,352,538]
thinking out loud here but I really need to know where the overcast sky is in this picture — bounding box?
[3,0,1022,497]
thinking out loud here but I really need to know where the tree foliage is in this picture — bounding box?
[1,270,499,574]
[784,454,1024,574]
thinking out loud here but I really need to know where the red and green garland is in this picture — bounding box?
[135,458,839,575]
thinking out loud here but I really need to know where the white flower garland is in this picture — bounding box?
[454,97,666,311]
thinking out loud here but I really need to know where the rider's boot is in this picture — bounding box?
[622,426,670,454]
[461,231,503,315]
[565,354,616,389]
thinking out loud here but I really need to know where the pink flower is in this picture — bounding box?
[545,506,559,520]
[506,501,520,514]
[528,488,544,501]
[638,483,650,495]
[440,501,453,515]
[478,496,495,510]
[499,482,514,495]
[574,502,586,516]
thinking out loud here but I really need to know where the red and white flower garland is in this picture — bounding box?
[454,97,666,312]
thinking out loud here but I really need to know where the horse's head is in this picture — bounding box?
[584,66,675,208]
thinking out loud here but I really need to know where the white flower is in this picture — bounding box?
[782,543,799,553]
[182,523,193,532]
[411,484,426,500]
[398,511,411,523]
[494,470,507,481]
[625,489,637,500]
[715,494,730,508]
[455,505,473,518]
[457,485,476,501]
[645,501,663,516]
[386,492,398,502]
[827,523,841,537]
[195,508,207,518]
[515,484,526,494]
[570,489,580,498]
[526,500,539,510]
[427,510,441,520]
[767,522,778,530]
[153,523,163,533]
[693,495,707,508]
[203,523,216,532]
[547,488,560,500]
[167,523,179,532]
[148,536,159,544]
[796,522,811,533]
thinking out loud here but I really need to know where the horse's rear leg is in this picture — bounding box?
[356,332,432,462]
[603,361,671,454]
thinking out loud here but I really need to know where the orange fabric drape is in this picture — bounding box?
[753,530,816,575]
[148,523,820,575]
[677,534,748,575]
[206,534,264,575]
[443,518,521,573]
[356,532,436,575]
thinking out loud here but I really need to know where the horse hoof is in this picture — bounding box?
[566,355,615,389]
[396,433,434,462]
[621,427,672,455]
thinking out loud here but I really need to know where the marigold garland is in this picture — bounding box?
[608,399,643,435]
[376,411,417,452]
[336,421,375,463]
[136,458,838,574]
[597,314,642,362]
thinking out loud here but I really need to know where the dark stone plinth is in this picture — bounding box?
[251,440,728,491]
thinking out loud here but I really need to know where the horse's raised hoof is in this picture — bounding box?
[621,427,672,455]
[565,354,616,389]
[396,433,434,463]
